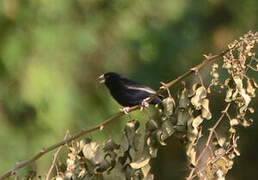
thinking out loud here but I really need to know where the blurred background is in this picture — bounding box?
[0,0,257,179]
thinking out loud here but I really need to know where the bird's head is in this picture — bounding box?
[98,72,122,86]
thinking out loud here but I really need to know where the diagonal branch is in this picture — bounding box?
[0,46,234,180]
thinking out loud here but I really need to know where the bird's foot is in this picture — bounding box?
[140,97,150,110]
[120,107,131,114]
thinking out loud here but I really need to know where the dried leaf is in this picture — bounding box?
[248,107,254,113]
[192,115,203,129]
[230,118,239,126]
[141,164,151,177]
[191,86,207,110]
[233,76,251,113]
[130,158,150,169]
[201,98,212,120]
[217,137,226,147]
[247,78,257,97]
[146,119,159,132]
[162,97,176,117]
[177,108,190,128]
[156,129,167,146]
[241,119,252,127]
[228,153,235,160]
[82,142,103,164]
[161,120,175,138]
[216,169,225,180]
[178,86,190,108]
[103,139,119,152]
[187,147,196,166]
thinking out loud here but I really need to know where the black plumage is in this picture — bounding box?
[99,72,161,107]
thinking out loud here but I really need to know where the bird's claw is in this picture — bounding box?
[120,107,130,114]
[140,97,150,110]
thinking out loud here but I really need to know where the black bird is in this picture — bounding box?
[99,72,161,112]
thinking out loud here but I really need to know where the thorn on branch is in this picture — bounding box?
[99,125,104,131]
[203,53,217,60]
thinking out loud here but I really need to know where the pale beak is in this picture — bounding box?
[98,74,105,84]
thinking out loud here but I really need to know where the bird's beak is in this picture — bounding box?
[98,74,105,84]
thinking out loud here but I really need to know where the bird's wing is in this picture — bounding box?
[121,76,163,98]
[124,84,156,94]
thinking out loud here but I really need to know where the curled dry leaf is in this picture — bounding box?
[217,137,226,147]
[178,86,190,109]
[191,86,207,110]
[233,76,251,114]
[82,142,100,161]
[247,78,257,97]
[192,115,204,130]
[130,158,150,169]
[162,97,176,117]
[141,164,152,178]
[229,119,239,126]
[187,145,197,166]
[201,98,212,120]
[156,129,167,146]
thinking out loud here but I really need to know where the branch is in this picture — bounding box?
[156,49,231,98]
[0,46,234,180]
[186,103,231,180]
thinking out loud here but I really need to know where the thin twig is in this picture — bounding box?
[247,64,258,71]
[45,131,69,180]
[45,147,62,180]
[0,46,234,180]
[186,103,231,180]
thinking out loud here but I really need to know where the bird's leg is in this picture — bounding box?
[140,97,150,110]
[120,107,131,114]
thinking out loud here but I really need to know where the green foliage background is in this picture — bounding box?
[0,0,257,179]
